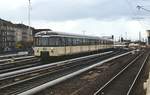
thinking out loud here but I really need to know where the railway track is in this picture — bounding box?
[33,49,140,95]
[0,50,125,95]
[0,50,118,73]
[0,52,28,60]
[94,49,150,95]
[0,56,41,73]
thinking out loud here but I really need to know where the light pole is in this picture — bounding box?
[27,0,33,49]
[28,0,31,32]
[28,0,32,43]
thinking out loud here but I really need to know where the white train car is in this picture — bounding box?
[33,31,113,57]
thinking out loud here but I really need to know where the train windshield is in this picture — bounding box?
[34,37,49,46]
[34,37,62,46]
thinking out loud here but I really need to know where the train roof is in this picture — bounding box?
[35,31,112,41]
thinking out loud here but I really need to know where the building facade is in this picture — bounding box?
[15,24,33,49]
[0,19,34,52]
[0,19,16,52]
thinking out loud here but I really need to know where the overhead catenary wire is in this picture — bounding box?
[136,4,150,28]
[137,5,150,13]
[125,0,148,30]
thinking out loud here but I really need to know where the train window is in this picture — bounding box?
[38,37,42,46]
[89,39,91,45]
[96,40,99,44]
[71,38,79,46]
[76,38,82,45]
[55,37,59,46]
[49,37,56,46]
[90,39,92,45]
[82,38,86,45]
[79,38,82,45]
[103,40,106,44]
[93,39,96,45]
[101,40,103,44]
[109,41,111,44]
[61,37,66,46]
[98,40,100,44]
[97,40,99,44]
[76,38,79,45]
[100,40,102,44]
[95,39,97,44]
[89,39,92,45]
[37,37,48,46]
[84,39,86,45]
[72,38,76,45]
[55,37,63,46]
[93,39,95,45]
[42,37,49,46]
[88,39,90,45]
[103,40,105,44]
[86,39,88,45]
[68,38,73,46]
[64,37,68,46]
[107,41,109,44]
[74,38,77,45]
[106,41,108,44]
[65,37,68,46]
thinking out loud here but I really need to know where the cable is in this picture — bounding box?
[137,5,150,13]
[125,0,147,30]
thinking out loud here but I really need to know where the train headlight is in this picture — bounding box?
[37,49,39,53]
[50,47,54,53]
[50,47,54,50]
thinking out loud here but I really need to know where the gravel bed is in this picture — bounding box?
[0,50,122,94]
[35,51,140,95]
[99,50,148,95]
[130,49,150,95]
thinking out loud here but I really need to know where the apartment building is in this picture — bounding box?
[0,19,34,52]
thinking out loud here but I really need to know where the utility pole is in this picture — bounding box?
[139,31,141,42]
[28,0,31,31]
[139,31,141,47]
[28,0,32,42]
[125,32,127,40]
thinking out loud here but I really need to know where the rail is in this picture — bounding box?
[18,51,132,95]
[126,52,150,95]
[93,50,149,95]
[0,51,113,80]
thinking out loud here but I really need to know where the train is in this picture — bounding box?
[33,31,114,57]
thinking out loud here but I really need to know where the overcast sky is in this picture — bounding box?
[0,0,150,40]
